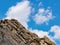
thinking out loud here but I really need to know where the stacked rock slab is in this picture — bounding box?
[0,19,55,45]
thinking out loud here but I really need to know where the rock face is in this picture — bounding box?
[0,19,55,45]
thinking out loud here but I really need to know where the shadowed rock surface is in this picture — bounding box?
[0,19,55,45]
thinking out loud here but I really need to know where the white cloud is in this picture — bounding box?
[31,25,60,42]
[29,28,49,38]
[29,25,60,44]
[50,25,60,40]
[5,0,32,28]
[33,8,54,25]
[29,28,56,43]
[39,2,43,6]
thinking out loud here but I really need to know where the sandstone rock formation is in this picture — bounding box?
[0,19,55,45]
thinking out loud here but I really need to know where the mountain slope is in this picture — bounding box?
[0,19,55,45]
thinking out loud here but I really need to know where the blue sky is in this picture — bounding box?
[0,0,60,45]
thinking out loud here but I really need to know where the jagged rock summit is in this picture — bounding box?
[0,19,55,45]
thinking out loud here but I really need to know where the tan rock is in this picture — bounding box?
[0,19,55,45]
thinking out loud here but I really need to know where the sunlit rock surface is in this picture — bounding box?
[0,19,55,45]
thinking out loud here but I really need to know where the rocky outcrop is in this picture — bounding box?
[0,19,55,45]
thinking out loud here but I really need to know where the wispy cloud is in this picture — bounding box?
[5,0,32,28]
[33,8,55,25]
[29,25,60,44]
[29,28,49,38]
[50,25,60,40]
